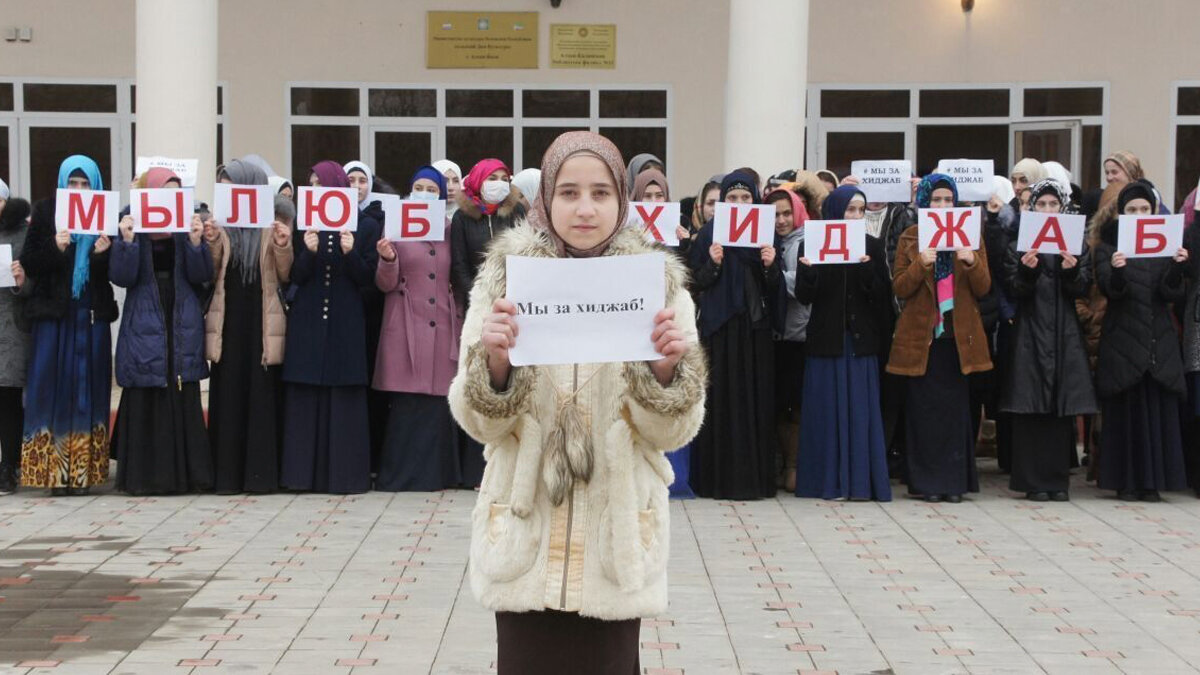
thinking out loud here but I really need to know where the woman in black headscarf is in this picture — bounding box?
[1000,179,1096,501]
[1093,180,1189,501]
[687,172,783,499]
[203,159,295,493]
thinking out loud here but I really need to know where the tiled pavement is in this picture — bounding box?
[2,461,1200,674]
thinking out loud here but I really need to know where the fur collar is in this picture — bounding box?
[455,184,524,220]
[481,222,690,304]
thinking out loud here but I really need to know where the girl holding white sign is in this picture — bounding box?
[280,160,381,494]
[0,197,30,495]
[887,174,993,504]
[1000,179,1097,502]
[110,168,215,495]
[449,131,705,673]
[688,172,784,500]
[19,156,117,495]
[793,186,893,502]
[204,159,294,494]
[373,166,476,491]
[1092,180,1189,501]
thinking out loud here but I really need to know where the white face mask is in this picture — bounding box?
[481,180,511,204]
[409,190,439,201]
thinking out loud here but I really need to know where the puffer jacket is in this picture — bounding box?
[448,224,707,621]
[1093,221,1188,398]
[109,234,214,387]
[204,228,293,365]
[999,241,1098,416]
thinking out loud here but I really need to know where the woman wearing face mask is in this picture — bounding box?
[793,186,893,501]
[0,196,31,495]
[19,156,117,495]
[110,168,215,495]
[372,166,478,491]
[450,131,705,674]
[280,161,380,494]
[688,172,784,500]
[203,159,294,494]
[1092,180,1189,501]
[888,174,993,504]
[433,159,462,218]
[449,159,526,312]
[1001,180,1097,502]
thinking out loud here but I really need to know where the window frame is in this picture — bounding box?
[1170,81,1200,210]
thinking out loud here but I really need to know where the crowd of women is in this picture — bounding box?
[0,144,1196,505]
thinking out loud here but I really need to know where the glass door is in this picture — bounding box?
[815,121,911,179]
[1010,120,1081,178]
[368,125,439,193]
[19,119,120,202]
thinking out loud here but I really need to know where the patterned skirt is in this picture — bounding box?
[20,294,111,488]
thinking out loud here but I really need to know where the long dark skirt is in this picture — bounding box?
[20,287,111,489]
[113,382,212,495]
[495,610,639,675]
[1009,414,1074,493]
[691,314,776,500]
[208,271,281,494]
[1098,376,1187,493]
[795,335,891,501]
[281,384,370,494]
[905,339,979,497]
[376,392,461,492]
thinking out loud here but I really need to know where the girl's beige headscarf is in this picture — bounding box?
[527,131,629,259]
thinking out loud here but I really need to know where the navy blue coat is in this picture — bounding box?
[109,234,214,388]
[282,214,382,387]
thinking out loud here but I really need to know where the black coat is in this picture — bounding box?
[282,213,382,387]
[1093,223,1188,398]
[449,191,525,310]
[999,241,1098,416]
[793,234,892,357]
[19,199,118,323]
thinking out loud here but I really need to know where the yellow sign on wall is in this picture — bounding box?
[427,12,539,69]
[550,24,616,69]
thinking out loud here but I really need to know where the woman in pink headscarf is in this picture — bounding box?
[448,159,526,312]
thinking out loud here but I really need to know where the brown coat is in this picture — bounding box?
[204,228,294,365]
[1074,282,1107,369]
[886,225,993,377]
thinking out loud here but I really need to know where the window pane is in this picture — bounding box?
[1178,87,1200,116]
[599,90,666,119]
[290,125,360,188]
[446,127,513,173]
[821,90,909,118]
[217,86,223,116]
[1082,125,1102,194]
[1014,128,1073,170]
[290,88,359,116]
[915,124,1008,185]
[216,124,224,167]
[23,84,117,113]
[374,131,432,192]
[1023,87,1103,117]
[447,89,513,118]
[523,127,588,168]
[826,132,906,183]
[0,126,9,186]
[27,126,112,203]
[523,90,590,118]
[0,83,12,112]
[368,89,436,117]
[919,89,1008,117]
[1175,125,1200,212]
[598,127,666,171]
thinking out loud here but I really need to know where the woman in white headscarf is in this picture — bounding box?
[433,159,463,218]
[510,168,541,211]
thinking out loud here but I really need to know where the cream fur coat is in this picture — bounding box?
[448,223,707,620]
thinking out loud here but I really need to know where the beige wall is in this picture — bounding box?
[2,0,1198,201]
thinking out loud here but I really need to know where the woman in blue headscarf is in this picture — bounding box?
[372,166,473,490]
[887,174,993,503]
[793,185,893,501]
[687,171,784,499]
[18,155,117,495]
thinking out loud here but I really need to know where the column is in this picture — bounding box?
[724,0,808,177]
[136,0,218,202]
